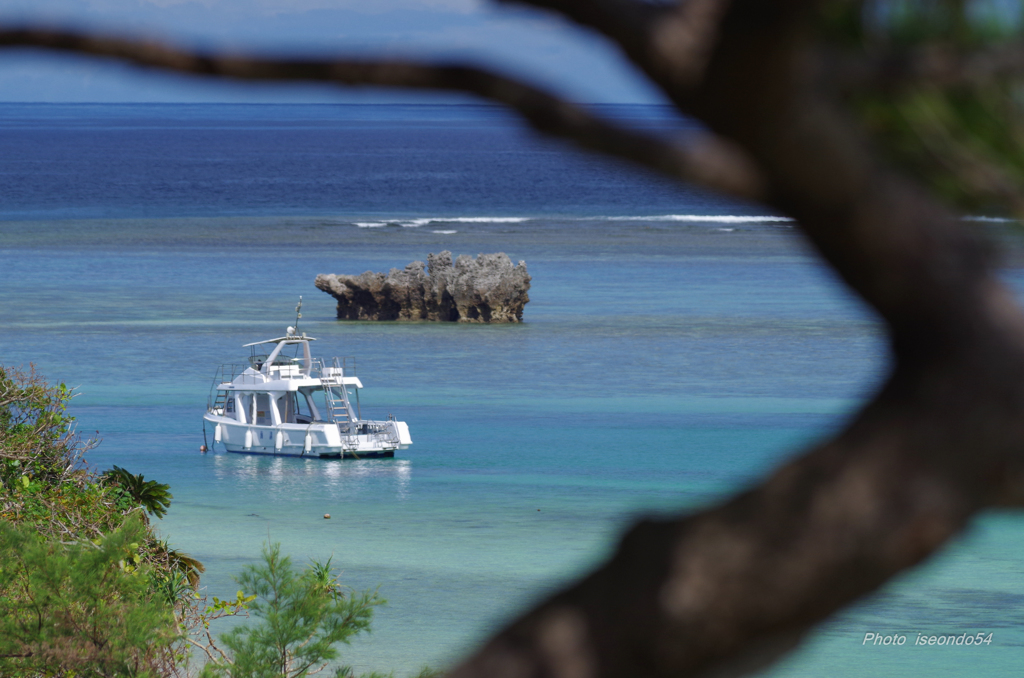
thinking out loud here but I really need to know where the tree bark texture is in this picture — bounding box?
[4,1,1024,677]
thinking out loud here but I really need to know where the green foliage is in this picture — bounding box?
[156,569,196,605]
[0,365,410,678]
[102,465,174,519]
[202,544,386,678]
[151,538,206,589]
[0,364,212,676]
[0,365,93,489]
[0,515,176,677]
[0,367,136,542]
[819,0,1024,217]
[853,80,1024,214]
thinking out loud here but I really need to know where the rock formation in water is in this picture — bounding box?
[315,251,531,322]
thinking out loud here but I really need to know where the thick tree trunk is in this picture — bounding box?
[449,2,1024,677]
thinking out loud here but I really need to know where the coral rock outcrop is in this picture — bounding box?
[315,251,530,322]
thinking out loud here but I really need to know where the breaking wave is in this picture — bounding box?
[347,214,793,228]
[605,214,793,223]
[353,216,529,228]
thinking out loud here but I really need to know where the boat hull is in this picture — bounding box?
[224,447,395,459]
[203,414,409,459]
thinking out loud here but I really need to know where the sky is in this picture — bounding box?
[0,0,667,103]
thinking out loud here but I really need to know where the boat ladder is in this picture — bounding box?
[320,376,349,424]
[210,390,229,412]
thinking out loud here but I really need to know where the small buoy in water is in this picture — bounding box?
[324,513,331,519]
[200,445,208,453]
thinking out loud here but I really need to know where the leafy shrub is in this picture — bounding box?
[202,543,386,678]
[0,366,409,678]
[0,515,176,677]
[102,465,174,519]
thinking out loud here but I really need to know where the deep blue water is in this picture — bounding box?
[0,103,722,220]
[1,104,1022,677]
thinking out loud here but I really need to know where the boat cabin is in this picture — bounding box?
[203,327,411,458]
[209,334,364,429]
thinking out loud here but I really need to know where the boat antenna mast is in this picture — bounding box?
[293,296,303,337]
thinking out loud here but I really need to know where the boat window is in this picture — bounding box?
[277,341,309,366]
[291,392,313,423]
[298,387,324,422]
[313,387,333,422]
[225,397,235,414]
[255,394,272,426]
[239,394,253,424]
[295,392,310,419]
[276,392,308,424]
[298,386,353,423]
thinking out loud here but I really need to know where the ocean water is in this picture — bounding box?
[1,103,1023,677]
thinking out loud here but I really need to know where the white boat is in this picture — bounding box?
[202,325,412,459]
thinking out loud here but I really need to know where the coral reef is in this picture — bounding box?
[315,251,530,322]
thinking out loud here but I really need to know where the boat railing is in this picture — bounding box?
[370,422,402,447]
[208,357,365,420]
[210,363,257,387]
[207,363,251,410]
[341,421,400,448]
[310,356,357,379]
[208,362,304,409]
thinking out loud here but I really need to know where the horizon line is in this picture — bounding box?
[0,100,672,106]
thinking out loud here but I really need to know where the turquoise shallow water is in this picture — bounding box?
[4,216,1024,676]
[2,103,1024,676]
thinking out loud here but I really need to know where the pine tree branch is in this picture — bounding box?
[186,636,227,666]
[0,25,764,200]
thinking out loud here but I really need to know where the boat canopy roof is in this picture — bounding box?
[243,335,317,347]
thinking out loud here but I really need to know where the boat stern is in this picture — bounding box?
[394,420,413,449]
